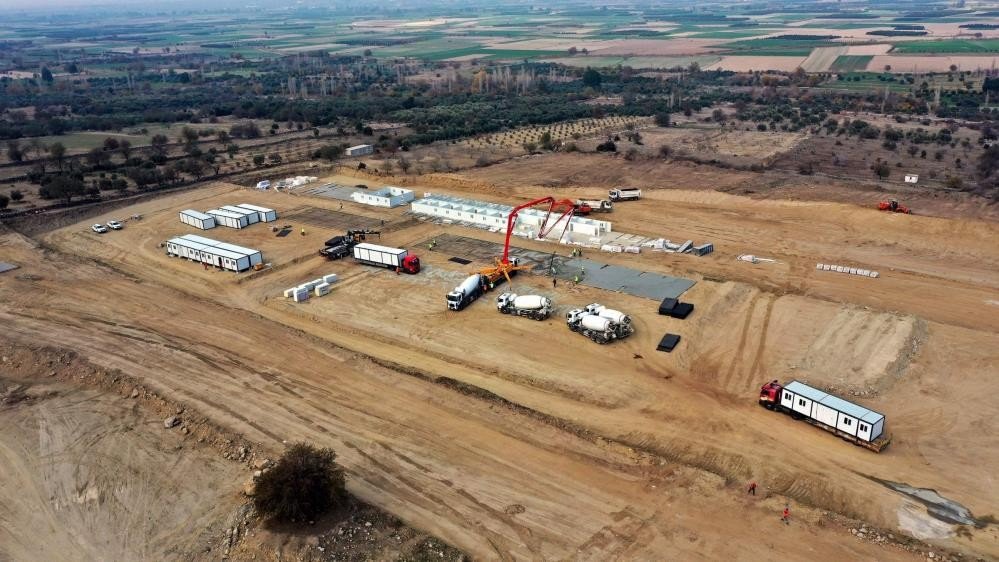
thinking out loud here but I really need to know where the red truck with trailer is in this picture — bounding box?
[352,242,420,274]
[759,379,891,452]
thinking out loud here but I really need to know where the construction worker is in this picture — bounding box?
[395,266,400,275]
[747,482,757,496]
[552,278,557,288]
[782,506,790,525]
[300,228,306,236]
[573,275,580,284]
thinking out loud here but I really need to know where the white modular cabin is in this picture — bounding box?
[779,380,885,442]
[220,205,260,225]
[166,237,254,272]
[179,209,217,230]
[207,209,249,229]
[211,241,263,267]
[346,144,374,156]
[235,203,278,222]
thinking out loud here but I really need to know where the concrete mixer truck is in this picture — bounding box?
[496,293,553,321]
[565,303,635,344]
[446,273,488,311]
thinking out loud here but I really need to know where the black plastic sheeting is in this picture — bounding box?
[659,298,694,319]
[657,333,681,353]
[449,257,472,265]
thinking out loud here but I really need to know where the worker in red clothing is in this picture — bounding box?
[747,481,757,496]
[782,506,790,525]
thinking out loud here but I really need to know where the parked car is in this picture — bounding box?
[106,220,123,230]
[91,224,109,233]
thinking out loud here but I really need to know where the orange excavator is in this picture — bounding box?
[479,196,576,285]
[877,199,911,214]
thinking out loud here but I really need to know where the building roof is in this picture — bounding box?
[236,203,274,213]
[175,234,259,257]
[220,205,258,216]
[180,209,214,220]
[347,144,372,150]
[784,380,884,424]
[206,208,247,219]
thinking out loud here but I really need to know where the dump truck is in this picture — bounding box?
[566,303,635,343]
[496,293,552,320]
[352,242,420,274]
[573,199,613,215]
[447,274,488,311]
[608,188,641,202]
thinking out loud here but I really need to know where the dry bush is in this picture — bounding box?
[254,443,346,523]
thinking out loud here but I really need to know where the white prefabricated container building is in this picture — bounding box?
[410,194,612,239]
[165,234,262,272]
[206,209,249,229]
[220,205,260,225]
[179,209,217,230]
[351,186,415,208]
[346,144,374,156]
[235,203,278,222]
[779,380,885,442]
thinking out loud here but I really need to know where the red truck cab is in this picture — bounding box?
[759,380,782,408]
[401,254,421,274]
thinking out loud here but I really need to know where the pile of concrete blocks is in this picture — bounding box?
[816,264,879,278]
[641,239,713,257]
[284,273,340,302]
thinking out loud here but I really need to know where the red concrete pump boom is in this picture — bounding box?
[500,196,576,265]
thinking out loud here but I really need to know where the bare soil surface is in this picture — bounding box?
[2,169,997,560]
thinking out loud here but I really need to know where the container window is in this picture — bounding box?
[844,418,852,426]
[798,399,805,407]
[784,392,791,400]
[860,424,868,432]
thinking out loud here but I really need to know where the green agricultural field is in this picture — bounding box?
[830,55,873,72]
[891,39,999,53]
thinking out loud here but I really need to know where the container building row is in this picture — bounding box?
[178,204,278,230]
[166,234,262,272]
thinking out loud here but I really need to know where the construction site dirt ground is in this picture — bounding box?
[2,174,998,561]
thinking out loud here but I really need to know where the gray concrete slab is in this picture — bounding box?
[424,234,694,300]
[297,183,363,202]
[0,262,18,274]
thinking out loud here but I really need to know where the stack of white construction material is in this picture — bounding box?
[286,273,340,301]
[601,244,624,253]
[624,246,641,254]
[816,264,879,278]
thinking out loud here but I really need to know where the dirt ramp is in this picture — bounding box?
[684,287,923,396]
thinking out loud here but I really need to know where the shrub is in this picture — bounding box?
[10,190,23,201]
[596,140,617,152]
[253,443,346,523]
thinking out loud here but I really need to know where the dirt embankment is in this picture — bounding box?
[0,340,465,562]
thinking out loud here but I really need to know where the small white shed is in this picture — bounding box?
[179,209,216,230]
[220,205,260,225]
[207,209,249,229]
[350,186,415,208]
[346,144,374,156]
[235,203,278,222]
[904,174,919,184]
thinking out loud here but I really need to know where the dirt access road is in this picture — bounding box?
[2,178,996,560]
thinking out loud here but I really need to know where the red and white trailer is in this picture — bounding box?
[759,380,890,452]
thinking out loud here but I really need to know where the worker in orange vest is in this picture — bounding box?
[747,481,757,496]
[782,506,790,525]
